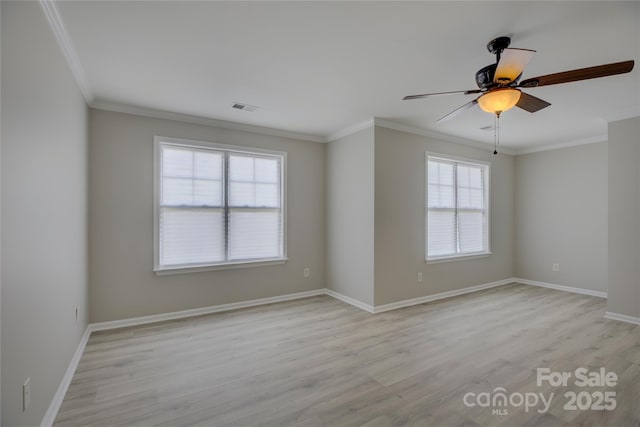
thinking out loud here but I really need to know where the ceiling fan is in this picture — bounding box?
[403,36,635,123]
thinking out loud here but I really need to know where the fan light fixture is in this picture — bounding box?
[477,88,522,114]
[402,34,635,156]
[477,88,522,156]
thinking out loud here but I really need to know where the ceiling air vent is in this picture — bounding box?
[231,102,258,112]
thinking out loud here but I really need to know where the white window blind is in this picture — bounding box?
[426,155,489,261]
[155,138,285,271]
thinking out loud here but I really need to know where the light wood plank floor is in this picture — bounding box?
[55,284,640,427]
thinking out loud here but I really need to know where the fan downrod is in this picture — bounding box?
[475,36,512,88]
[487,36,511,56]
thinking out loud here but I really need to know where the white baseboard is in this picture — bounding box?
[372,278,514,313]
[87,280,609,333]
[90,289,326,332]
[515,278,607,299]
[41,289,326,425]
[40,278,619,426]
[324,289,374,313]
[89,280,520,333]
[38,280,516,425]
[604,311,640,325]
[40,326,91,427]
[325,278,611,314]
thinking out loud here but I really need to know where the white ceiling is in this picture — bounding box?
[55,1,640,152]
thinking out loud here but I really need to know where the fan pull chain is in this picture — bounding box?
[493,112,501,155]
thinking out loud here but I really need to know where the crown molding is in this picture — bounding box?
[39,0,93,104]
[326,117,517,155]
[373,118,517,155]
[326,118,375,142]
[91,100,326,143]
[514,133,608,155]
[35,0,613,154]
[88,102,610,155]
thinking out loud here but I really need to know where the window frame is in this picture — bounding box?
[425,152,491,263]
[153,136,287,275]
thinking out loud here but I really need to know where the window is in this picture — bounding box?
[154,137,285,273]
[426,154,489,261]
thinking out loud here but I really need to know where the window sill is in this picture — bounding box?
[426,252,492,264]
[154,258,287,275]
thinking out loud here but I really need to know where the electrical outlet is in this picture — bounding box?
[303,268,310,278]
[417,272,423,283]
[23,378,31,411]
[552,263,560,272]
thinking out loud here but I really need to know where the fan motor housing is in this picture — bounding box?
[475,64,497,89]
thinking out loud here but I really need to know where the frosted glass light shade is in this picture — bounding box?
[478,88,522,113]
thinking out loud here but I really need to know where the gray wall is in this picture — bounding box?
[326,127,375,305]
[0,3,3,422]
[89,109,325,322]
[608,117,640,318]
[515,143,608,294]
[373,126,515,305]
[1,2,89,426]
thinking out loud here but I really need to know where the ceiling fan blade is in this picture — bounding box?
[403,89,481,100]
[494,48,536,85]
[436,99,478,123]
[516,92,551,113]
[519,60,634,88]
